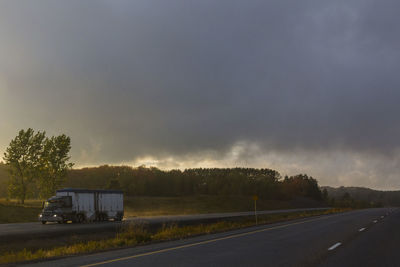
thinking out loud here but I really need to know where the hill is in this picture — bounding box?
[323,186,400,206]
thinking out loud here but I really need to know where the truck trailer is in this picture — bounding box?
[39,188,123,224]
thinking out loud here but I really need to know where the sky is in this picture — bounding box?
[1,0,400,190]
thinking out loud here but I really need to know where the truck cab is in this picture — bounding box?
[39,196,72,224]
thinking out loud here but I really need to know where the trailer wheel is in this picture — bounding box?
[41,221,46,225]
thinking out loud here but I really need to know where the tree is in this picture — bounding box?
[38,134,73,198]
[3,129,46,204]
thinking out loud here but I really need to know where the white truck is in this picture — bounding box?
[39,188,124,224]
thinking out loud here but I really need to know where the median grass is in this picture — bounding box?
[123,195,297,217]
[0,208,349,264]
[0,201,41,223]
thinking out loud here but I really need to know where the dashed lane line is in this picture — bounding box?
[328,242,342,251]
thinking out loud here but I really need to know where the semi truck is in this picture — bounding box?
[39,188,124,224]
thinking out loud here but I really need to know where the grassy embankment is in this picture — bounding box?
[0,208,348,264]
[0,195,320,223]
[0,199,42,223]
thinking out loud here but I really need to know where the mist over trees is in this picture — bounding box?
[1,130,324,203]
[2,129,73,203]
[0,151,393,208]
[323,186,391,208]
[2,129,382,208]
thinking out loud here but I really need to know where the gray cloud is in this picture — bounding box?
[1,0,400,189]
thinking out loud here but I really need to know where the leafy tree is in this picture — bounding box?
[38,134,73,198]
[3,129,46,203]
[281,174,322,200]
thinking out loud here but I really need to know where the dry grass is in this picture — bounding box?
[0,208,349,264]
[0,199,42,224]
[123,195,300,217]
[0,198,43,208]
[0,204,41,224]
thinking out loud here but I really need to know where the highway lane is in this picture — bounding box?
[322,208,400,267]
[0,207,329,241]
[23,208,397,267]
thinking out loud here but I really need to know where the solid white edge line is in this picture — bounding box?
[328,242,342,251]
[359,227,366,232]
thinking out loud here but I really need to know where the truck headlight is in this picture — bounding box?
[39,214,42,218]
[53,214,57,217]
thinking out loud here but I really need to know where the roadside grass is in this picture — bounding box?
[0,208,349,264]
[0,203,41,223]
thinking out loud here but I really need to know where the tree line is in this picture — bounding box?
[65,165,325,201]
[3,129,73,203]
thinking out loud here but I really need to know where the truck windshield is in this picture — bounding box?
[44,201,63,209]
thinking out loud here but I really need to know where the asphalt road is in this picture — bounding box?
[0,208,329,241]
[22,207,398,267]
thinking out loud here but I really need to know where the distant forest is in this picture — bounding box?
[0,163,397,207]
[64,165,323,201]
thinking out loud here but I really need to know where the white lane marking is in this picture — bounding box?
[381,216,384,218]
[359,228,366,232]
[373,220,378,223]
[328,242,342,251]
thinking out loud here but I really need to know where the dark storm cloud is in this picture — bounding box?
[1,0,400,188]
